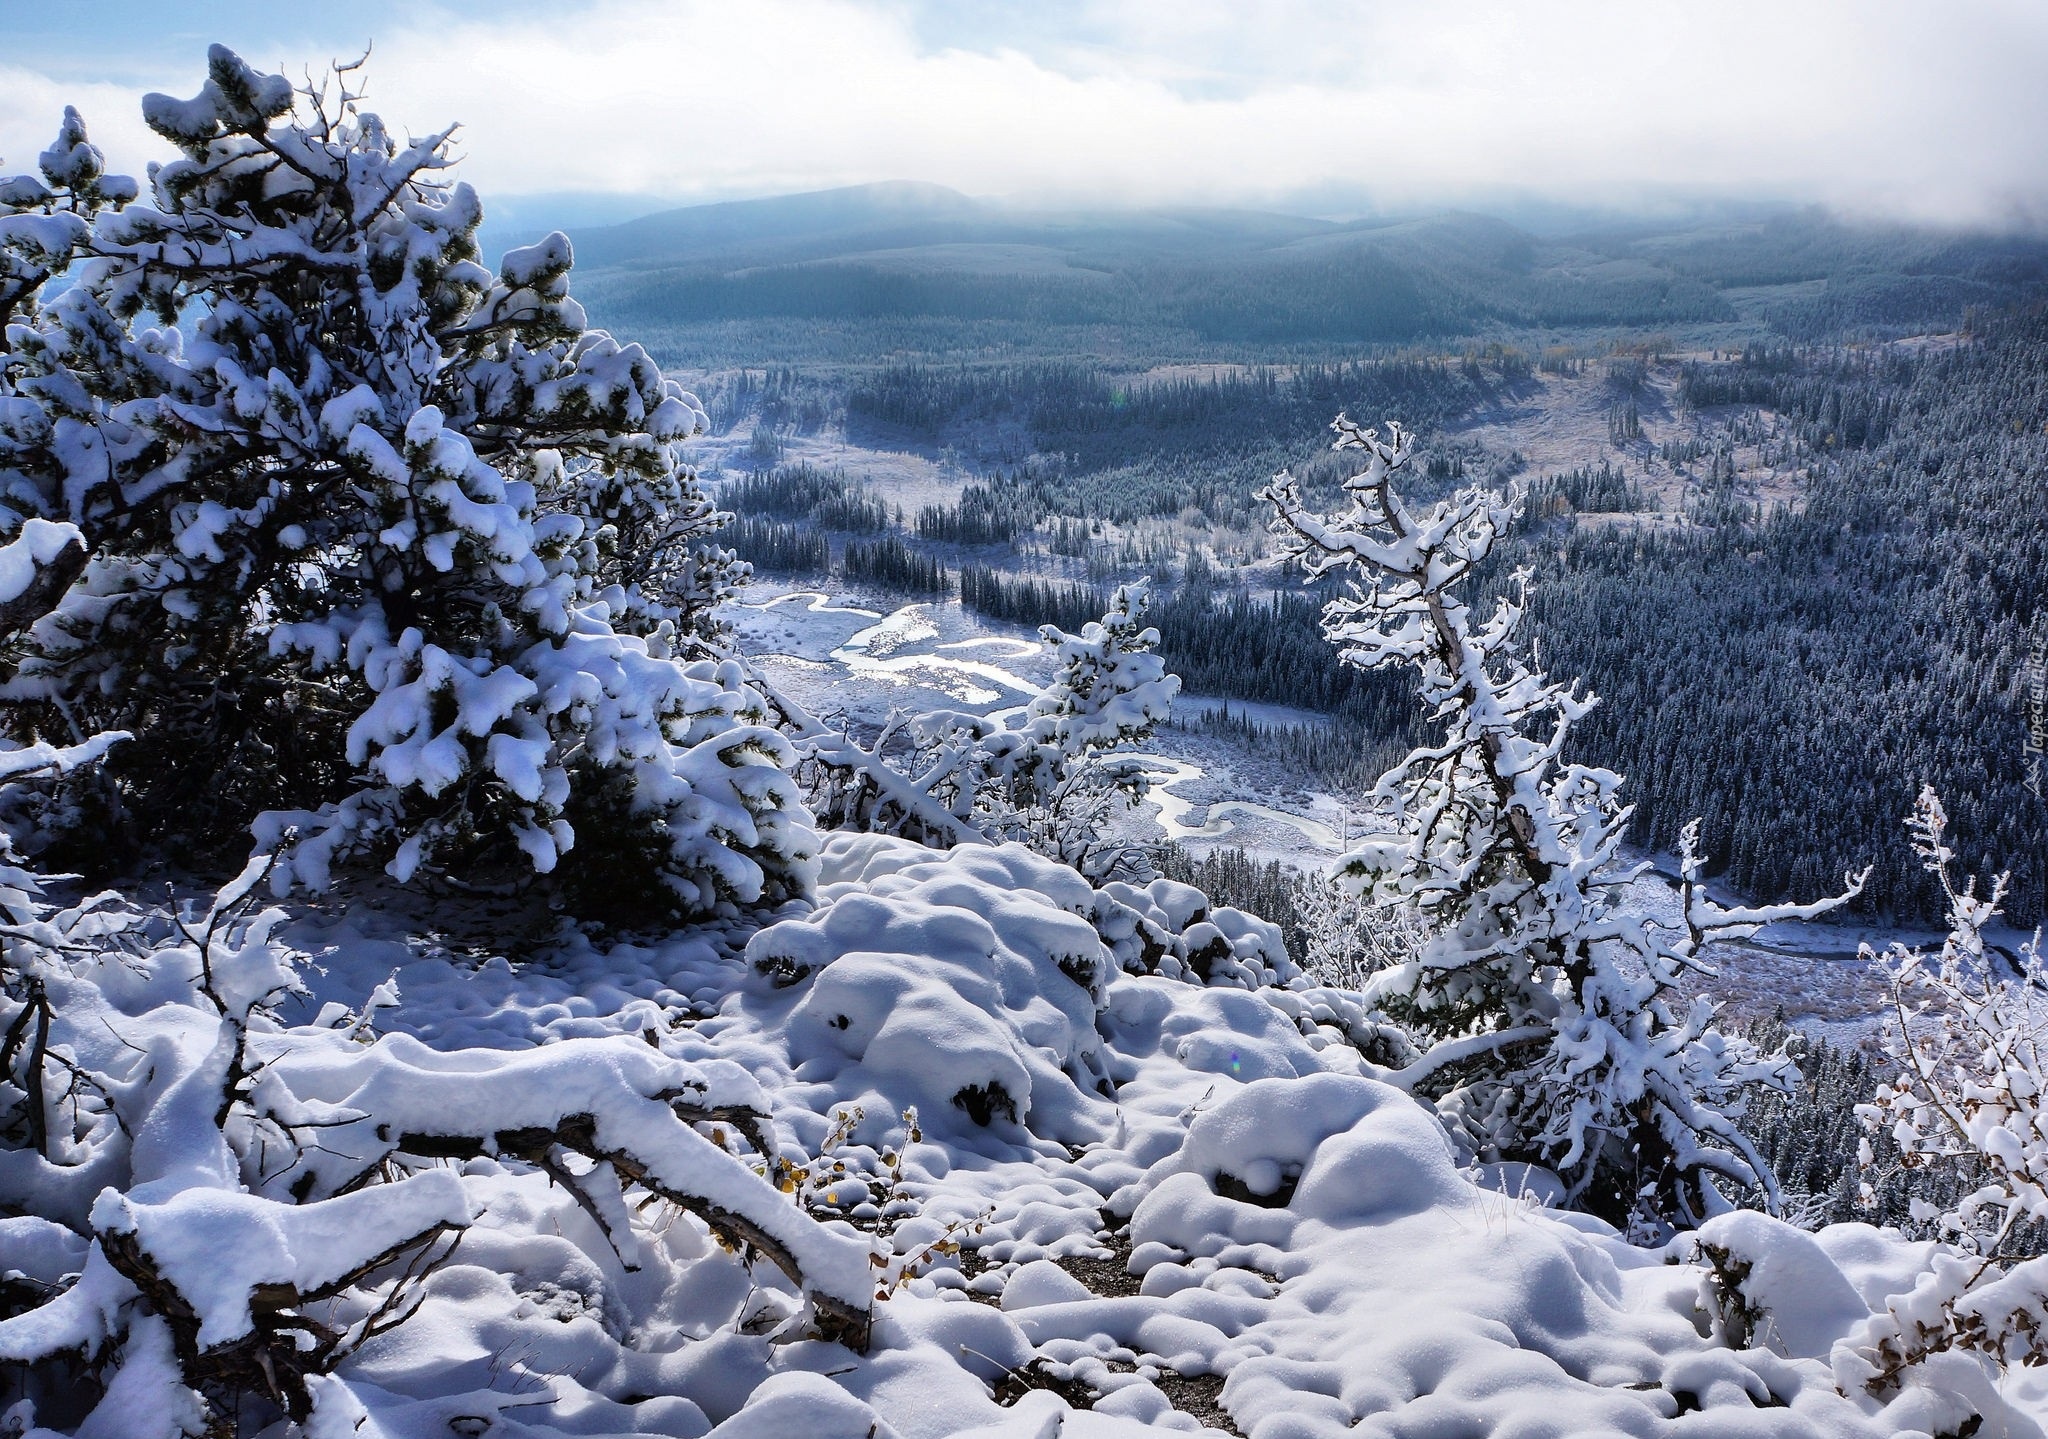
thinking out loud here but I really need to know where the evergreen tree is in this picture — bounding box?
[0,50,813,918]
[799,585,1177,875]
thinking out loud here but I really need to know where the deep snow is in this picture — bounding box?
[97,833,2038,1437]
[3,579,2010,1436]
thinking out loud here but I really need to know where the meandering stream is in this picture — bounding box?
[731,591,1344,854]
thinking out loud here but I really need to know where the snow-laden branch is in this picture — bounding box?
[0,708,865,1428]
[1839,788,2048,1389]
[266,1033,874,1347]
[1383,1024,1551,1095]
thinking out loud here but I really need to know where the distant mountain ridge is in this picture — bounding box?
[559,182,2048,349]
[567,181,991,270]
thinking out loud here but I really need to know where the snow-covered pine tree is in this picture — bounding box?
[937,581,1178,875]
[1259,416,1867,1230]
[0,500,871,1434]
[0,50,812,918]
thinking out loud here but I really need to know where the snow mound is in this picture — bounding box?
[1129,1074,1464,1231]
[1094,876,1295,988]
[748,836,1114,1142]
[1694,1209,1873,1359]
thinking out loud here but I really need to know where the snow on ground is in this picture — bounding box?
[190,833,2037,1437]
[1443,364,1807,524]
[7,583,2013,1433]
[1441,366,1687,491]
[700,429,975,515]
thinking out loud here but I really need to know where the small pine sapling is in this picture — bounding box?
[928,582,1179,877]
[791,584,1178,877]
[1258,416,1866,1232]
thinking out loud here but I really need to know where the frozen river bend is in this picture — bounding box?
[728,586,1357,864]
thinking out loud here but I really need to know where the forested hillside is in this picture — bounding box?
[703,319,2047,926]
[1526,318,2047,922]
[846,359,1487,522]
[570,187,2048,367]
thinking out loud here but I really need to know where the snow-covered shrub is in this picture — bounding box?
[1694,1210,1874,1358]
[0,50,811,919]
[1090,875,1298,989]
[802,584,1178,877]
[0,518,130,869]
[1838,786,2048,1392]
[0,850,872,1430]
[763,1101,992,1299]
[746,834,1120,1141]
[780,1107,998,1301]
[1126,1073,1469,1235]
[1291,867,1431,989]
[1683,1211,2029,1435]
[1258,416,1866,1230]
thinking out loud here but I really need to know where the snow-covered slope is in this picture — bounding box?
[6,837,2020,1437]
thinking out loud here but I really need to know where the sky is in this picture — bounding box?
[4,0,2047,230]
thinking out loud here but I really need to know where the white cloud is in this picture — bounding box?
[4,0,2046,227]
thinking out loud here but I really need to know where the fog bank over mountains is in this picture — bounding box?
[503,181,2048,351]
